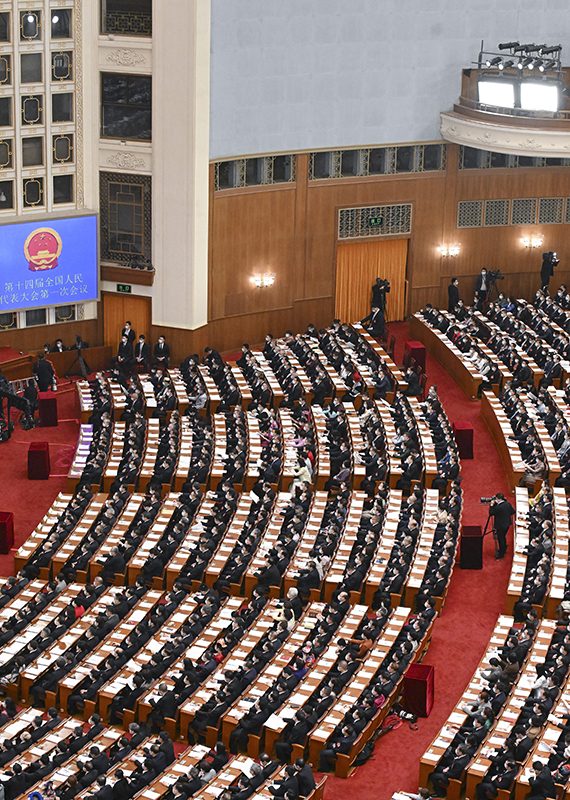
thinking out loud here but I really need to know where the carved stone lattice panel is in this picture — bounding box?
[457,200,483,228]
[484,199,510,227]
[106,151,147,171]
[338,204,412,239]
[511,198,537,226]
[565,198,570,225]
[538,197,564,225]
[106,49,146,67]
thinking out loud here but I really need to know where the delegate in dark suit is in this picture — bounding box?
[153,339,170,368]
[447,280,459,312]
[361,308,385,338]
[134,339,150,369]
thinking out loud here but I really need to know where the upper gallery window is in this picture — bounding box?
[101,73,151,140]
[101,0,151,37]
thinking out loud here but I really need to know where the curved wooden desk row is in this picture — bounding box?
[0,704,324,800]
[465,618,557,800]
[480,392,526,493]
[473,311,543,389]
[0,577,429,779]
[481,389,562,494]
[420,614,515,795]
[514,299,570,385]
[69,388,439,507]
[421,617,558,800]
[409,314,484,400]
[505,487,570,620]
[14,481,453,625]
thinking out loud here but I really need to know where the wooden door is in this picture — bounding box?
[335,239,408,323]
[103,293,152,348]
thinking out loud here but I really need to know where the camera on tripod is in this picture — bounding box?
[377,279,390,291]
[543,251,560,268]
[487,270,504,282]
[480,495,498,504]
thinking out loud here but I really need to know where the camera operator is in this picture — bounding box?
[541,252,559,292]
[372,278,390,313]
[489,493,515,560]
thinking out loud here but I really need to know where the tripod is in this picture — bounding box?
[482,276,502,311]
[482,512,499,558]
[65,348,90,379]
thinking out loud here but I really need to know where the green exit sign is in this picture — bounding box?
[117,283,132,294]
[369,216,383,227]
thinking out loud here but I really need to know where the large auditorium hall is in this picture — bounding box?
[2,3,570,800]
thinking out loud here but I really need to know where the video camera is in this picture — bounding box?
[480,495,500,504]
[543,251,560,268]
[487,270,504,282]
[376,278,390,290]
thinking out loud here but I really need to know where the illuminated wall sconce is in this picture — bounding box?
[250,273,275,288]
[521,233,544,248]
[437,243,461,257]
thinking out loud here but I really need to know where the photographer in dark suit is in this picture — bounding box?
[489,493,515,560]
[372,277,390,313]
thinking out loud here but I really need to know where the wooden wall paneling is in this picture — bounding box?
[436,143,462,310]
[0,317,100,355]
[102,293,151,348]
[151,299,336,363]
[199,157,570,355]
[293,154,309,301]
[453,166,570,291]
[209,186,297,320]
[292,297,334,333]
[207,163,216,323]
[406,175,448,311]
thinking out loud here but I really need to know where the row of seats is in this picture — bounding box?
[3,320,469,795]
[421,616,560,800]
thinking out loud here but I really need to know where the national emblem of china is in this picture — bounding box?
[24,227,63,272]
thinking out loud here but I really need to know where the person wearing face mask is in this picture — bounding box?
[475,268,488,311]
[133,335,150,370]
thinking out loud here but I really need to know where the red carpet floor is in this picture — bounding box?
[0,379,79,575]
[0,331,514,799]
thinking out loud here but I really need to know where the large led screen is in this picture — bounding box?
[0,214,98,312]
